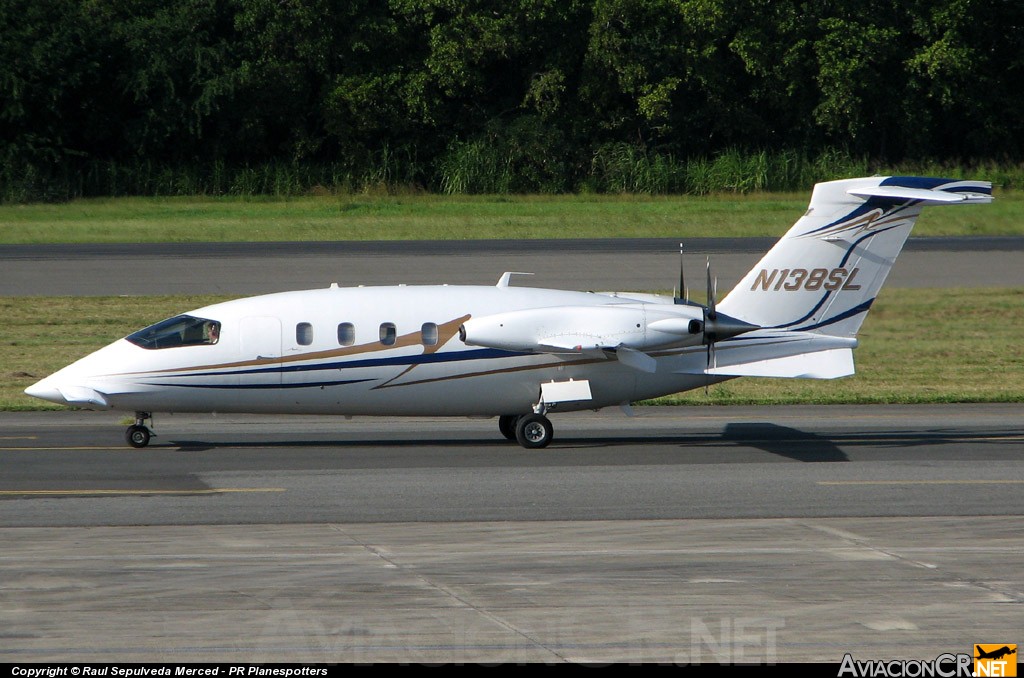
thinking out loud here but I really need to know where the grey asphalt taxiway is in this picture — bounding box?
[3,236,1024,294]
[3,405,1023,662]
[2,238,1022,663]
[3,405,1024,526]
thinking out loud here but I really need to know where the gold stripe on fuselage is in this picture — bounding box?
[114,314,472,377]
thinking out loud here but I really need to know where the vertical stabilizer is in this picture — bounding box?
[718,176,992,337]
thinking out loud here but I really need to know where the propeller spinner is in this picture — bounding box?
[676,251,759,372]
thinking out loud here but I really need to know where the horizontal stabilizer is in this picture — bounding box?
[671,332,856,378]
[847,185,993,204]
[704,348,854,379]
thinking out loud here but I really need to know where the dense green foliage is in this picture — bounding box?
[3,0,1023,201]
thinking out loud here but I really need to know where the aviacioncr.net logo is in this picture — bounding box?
[838,653,973,677]
[974,645,1017,677]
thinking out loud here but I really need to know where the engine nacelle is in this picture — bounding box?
[460,304,706,353]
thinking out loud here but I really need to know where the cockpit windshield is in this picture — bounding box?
[126,315,221,349]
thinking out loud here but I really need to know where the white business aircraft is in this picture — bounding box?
[26,176,991,448]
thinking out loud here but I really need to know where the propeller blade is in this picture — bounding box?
[704,256,719,394]
[674,242,691,304]
[704,337,717,395]
[706,257,716,318]
[704,341,712,395]
[679,242,687,303]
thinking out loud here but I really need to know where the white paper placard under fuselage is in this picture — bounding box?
[541,379,593,403]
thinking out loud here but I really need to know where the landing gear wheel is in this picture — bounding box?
[515,413,553,449]
[125,411,154,448]
[498,415,520,441]
[125,424,151,448]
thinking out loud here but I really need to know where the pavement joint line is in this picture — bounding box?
[328,523,571,663]
[798,520,938,570]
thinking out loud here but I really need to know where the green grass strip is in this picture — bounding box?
[0,191,1018,244]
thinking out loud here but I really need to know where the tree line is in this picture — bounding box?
[2,0,1022,201]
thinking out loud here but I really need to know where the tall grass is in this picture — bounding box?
[4,147,1024,203]
[436,140,514,194]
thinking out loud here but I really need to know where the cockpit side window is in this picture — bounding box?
[126,315,221,349]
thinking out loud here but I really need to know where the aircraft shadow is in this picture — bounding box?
[557,423,849,462]
[161,425,1008,462]
[724,422,848,462]
[164,422,846,462]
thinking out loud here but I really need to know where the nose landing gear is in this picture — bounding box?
[125,411,155,448]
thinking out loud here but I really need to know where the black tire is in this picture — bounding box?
[498,415,520,441]
[515,413,553,449]
[125,425,151,448]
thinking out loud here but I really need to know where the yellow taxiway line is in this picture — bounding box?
[0,488,286,496]
[0,446,158,451]
[819,480,1024,486]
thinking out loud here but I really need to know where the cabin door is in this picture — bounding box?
[238,316,282,386]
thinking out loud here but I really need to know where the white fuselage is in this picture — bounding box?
[29,284,715,417]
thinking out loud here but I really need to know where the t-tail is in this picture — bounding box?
[718,176,992,338]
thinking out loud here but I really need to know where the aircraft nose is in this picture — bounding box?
[24,379,67,405]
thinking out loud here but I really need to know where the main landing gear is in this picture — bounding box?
[498,413,554,449]
[125,411,155,448]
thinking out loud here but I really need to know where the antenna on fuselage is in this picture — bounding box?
[497,271,534,288]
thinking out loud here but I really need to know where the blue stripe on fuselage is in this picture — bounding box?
[155,347,526,380]
[144,378,376,389]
